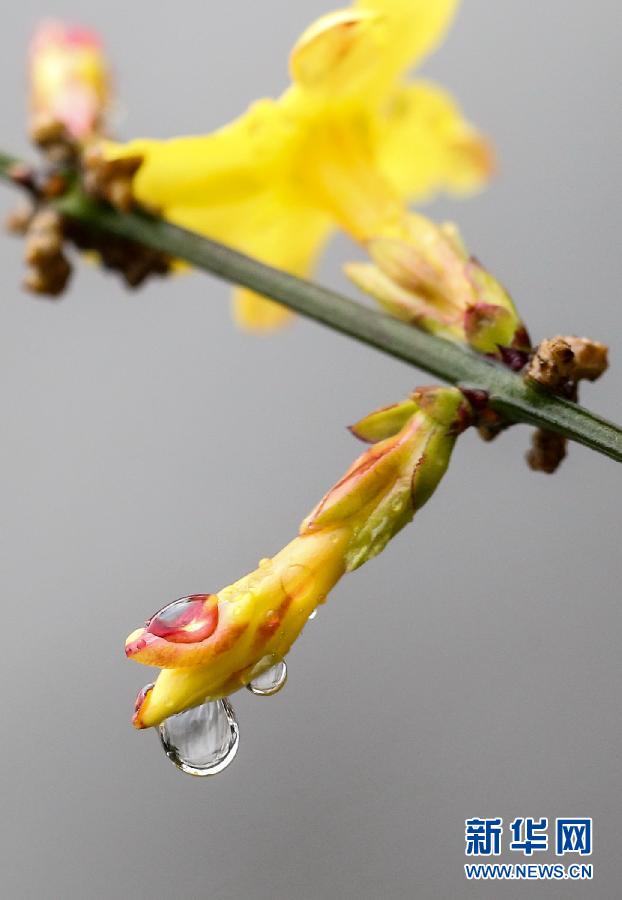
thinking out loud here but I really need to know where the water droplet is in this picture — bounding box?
[158,698,239,777]
[247,659,288,696]
[258,557,272,569]
[308,609,318,621]
[147,594,218,644]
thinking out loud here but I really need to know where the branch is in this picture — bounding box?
[1,150,621,464]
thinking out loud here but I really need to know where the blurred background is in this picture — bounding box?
[0,2,620,898]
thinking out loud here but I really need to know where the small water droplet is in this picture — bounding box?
[158,698,239,777]
[308,609,318,621]
[258,557,271,569]
[247,659,288,696]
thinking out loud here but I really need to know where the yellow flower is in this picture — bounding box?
[30,21,110,141]
[127,386,471,728]
[105,0,491,330]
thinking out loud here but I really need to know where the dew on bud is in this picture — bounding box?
[158,698,239,777]
[247,659,288,696]
[146,594,218,644]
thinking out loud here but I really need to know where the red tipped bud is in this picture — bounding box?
[29,21,110,142]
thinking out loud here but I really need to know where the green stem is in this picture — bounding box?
[1,152,621,463]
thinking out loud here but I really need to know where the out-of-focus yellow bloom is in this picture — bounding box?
[105,0,491,330]
[127,386,471,728]
[346,214,531,355]
[30,21,110,141]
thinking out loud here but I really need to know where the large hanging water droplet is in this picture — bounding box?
[308,609,318,621]
[158,698,239,777]
[247,659,288,696]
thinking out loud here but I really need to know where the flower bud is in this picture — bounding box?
[346,213,530,357]
[29,21,110,143]
[128,528,350,728]
[126,387,471,728]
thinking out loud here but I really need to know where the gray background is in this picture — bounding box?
[0,2,620,898]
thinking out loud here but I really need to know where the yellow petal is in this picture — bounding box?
[233,290,292,331]
[171,198,331,331]
[104,99,295,210]
[166,195,332,331]
[229,205,333,331]
[356,0,459,82]
[377,80,494,202]
[290,1,459,99]
[105,103,332,331]
[290,8,387,97]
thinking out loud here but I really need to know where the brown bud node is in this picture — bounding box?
[561,336,609,383]
[523,335,608,474]
[526,335,609,392]
[82,148,143,212]
[23,209,71,297]
[526,336,575,390]
[29,114,79,165]
[24,254,71,296]
[526,429,567,474]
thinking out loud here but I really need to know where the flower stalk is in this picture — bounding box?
[0,150,621,464]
